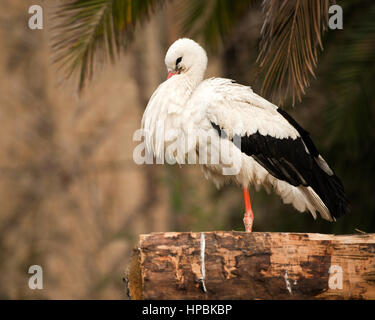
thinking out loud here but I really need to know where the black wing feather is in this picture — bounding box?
[211,109,350,219]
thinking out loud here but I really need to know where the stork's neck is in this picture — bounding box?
[182,63,207,91]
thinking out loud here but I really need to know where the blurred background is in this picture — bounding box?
[0,0,373,299]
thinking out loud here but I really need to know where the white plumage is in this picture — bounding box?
[142,38,349,230]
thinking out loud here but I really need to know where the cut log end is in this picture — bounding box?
[125,231,375,300]
[126,249,143,300]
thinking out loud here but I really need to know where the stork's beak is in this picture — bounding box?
[167,71,177,79]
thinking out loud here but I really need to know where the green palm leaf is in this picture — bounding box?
[52,0,165,91]
[256,0,334,105]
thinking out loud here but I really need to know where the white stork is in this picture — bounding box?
[142,38,349,232]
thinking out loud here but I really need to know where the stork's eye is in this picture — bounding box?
[176,57,182,65]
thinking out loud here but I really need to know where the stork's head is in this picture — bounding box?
[164,38,208,80]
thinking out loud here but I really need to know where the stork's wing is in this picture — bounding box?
[196,78,349,219]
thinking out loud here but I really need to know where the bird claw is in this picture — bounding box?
[243,213,253,232]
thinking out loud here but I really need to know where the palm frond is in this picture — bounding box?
[52,0,165,91]
[177,0,253,50]
[257,0,334,105]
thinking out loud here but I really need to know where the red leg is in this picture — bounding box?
[242,187,254,232]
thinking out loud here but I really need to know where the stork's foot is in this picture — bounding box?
[243,212,253,232]
[242,186,254,232]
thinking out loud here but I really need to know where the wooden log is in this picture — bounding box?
[126,231,375,300]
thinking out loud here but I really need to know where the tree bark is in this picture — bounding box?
[126,231,375,300]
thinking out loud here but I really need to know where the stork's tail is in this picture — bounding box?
[270,156,350,221]
[276,108,350,221]
[304,156,350,221]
